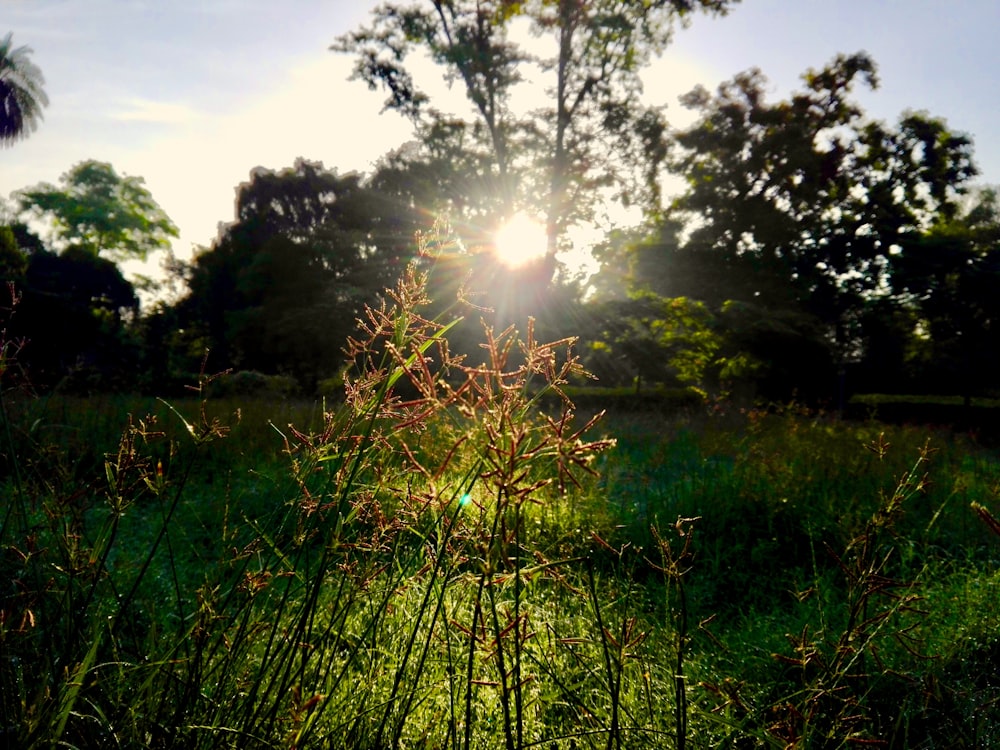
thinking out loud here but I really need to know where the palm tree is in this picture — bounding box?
[0,32,49,147]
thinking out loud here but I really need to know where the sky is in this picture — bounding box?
[3,0,1000,275]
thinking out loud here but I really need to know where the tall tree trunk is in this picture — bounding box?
[547,0,576,260]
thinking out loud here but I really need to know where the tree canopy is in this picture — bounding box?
[10,246,140,390]
[2,23,996,405]
[178,159,419,387]
[17,160,179,262]
[670,52,975,309]
[889,187,1000,402]
[661,53,976,370]
[580,52,981,401]
[334,0,740,259]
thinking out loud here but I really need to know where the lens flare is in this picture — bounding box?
[493,212,548,268]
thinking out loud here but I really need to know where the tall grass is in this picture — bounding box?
[597,406,1000,745]
[4,253,1000,746]
[3,250,680,748]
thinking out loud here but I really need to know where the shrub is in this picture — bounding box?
[208,369,300,399]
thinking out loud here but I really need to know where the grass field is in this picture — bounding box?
[4,389,1000,748]
[3,277,1000,748]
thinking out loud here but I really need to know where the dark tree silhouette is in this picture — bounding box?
[661,52,976,397]
[890,188,1000,404]
[178,159,419,390]
[585,52,977,402]
[13,247,139,390]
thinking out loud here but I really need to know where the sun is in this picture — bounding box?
[493,212,548,268]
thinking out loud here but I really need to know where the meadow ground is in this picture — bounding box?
[3,383,1000,748]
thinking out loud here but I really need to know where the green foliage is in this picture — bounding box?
[0,225,25,279]
[7,230,1000,746]
[17,159,178,261]
[889,187,1000,400]
[658,51,977,395]
[0,32,49,147]
[672,52,977,301]
[583,292,737,396]
[852,393,1000,407]
[598,408,1000,744]
[847,393,1000,439]
[553,383,704,413]
[6,351,1000,745]
[585,51,982,404]
[0,251,629,748]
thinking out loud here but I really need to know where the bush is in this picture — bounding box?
[848,393,1000,438]
[316,373,346,401]
[547,384,705,414]
[207,369,300,399]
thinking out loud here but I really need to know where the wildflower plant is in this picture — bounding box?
[266,226,618,749]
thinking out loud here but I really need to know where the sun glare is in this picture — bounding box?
[494,212,548,268]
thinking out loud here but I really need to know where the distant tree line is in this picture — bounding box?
[3,5,997,406]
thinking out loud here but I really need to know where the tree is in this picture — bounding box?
[7,221,46,255]
[583,291,728,394]
[12,247,139,390]
[590,215,823,400]
[178,159,418,389]
[11,161,177,389]
[17,160,178,262]
[0,225,26,281]
[889,187,1000,403]
[666,52,976,382]
[334,0,738,261]
[0,32,49,147]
